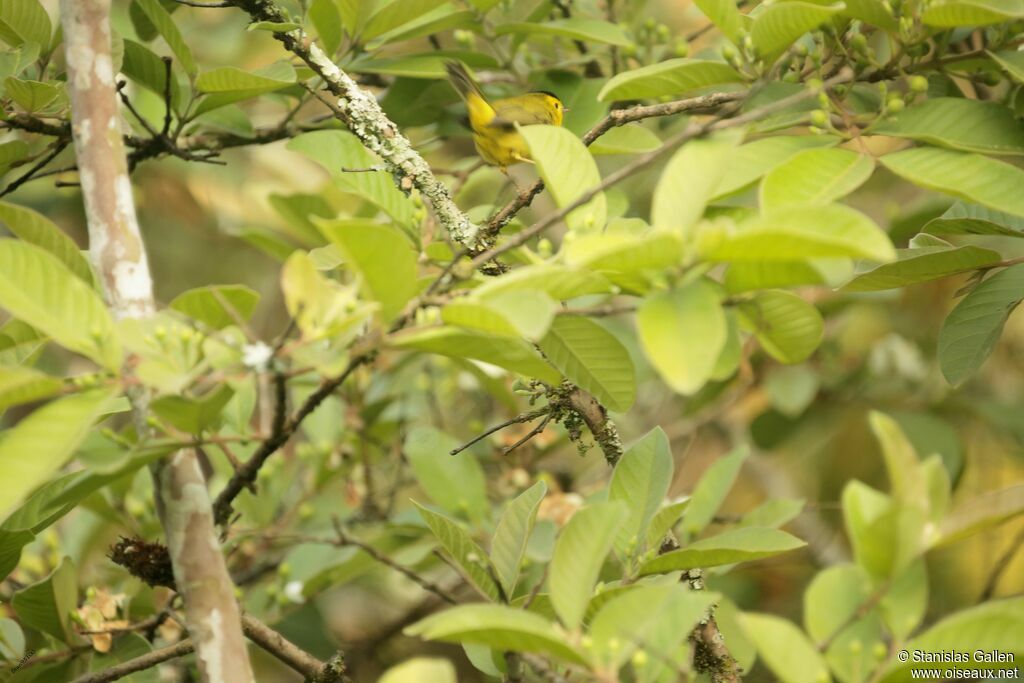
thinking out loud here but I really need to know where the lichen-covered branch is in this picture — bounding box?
[59,1,254,681]
[228,0,479,248]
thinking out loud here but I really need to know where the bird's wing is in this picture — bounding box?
[488,98,554,128]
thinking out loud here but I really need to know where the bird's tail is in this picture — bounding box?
[444,61,495,128]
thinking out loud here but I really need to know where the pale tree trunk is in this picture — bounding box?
[59,1,255,680]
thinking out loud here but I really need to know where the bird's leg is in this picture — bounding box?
[500,166,532,201]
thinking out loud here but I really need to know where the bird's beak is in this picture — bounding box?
[562,107,571,113]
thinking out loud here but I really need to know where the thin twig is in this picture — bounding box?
[330,518,458,604]
[502,412,553,455]
[160,57,173,137]
[979,523,1024,602]
[70,639,195,683]
[0,139,69,198]
[213,355,369,525]
[449,407,551,456]
[817,581,891,652]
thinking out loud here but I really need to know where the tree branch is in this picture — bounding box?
[70,639,196,683]
[227,0,479,248]
[59,0,254,680]
[212,355,369,525]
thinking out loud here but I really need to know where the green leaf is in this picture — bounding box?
[362,0,450,40]
[741,498,805,528]
[923,202,1024,238]
[473,264,613,301]
[653,129,744,235]
[937,264,1024,385]
[0,240,120,370]
[379,658,456,683]
[727,258,836,294]
[844,245,1002,292]
[0,0,51,51]
[538,316,636,413]
[443,290,556,340]
[737,290,824,364]
[681,445,748,538]
[308,0,342,55]
[0,140,29,172]
[879,559,928,640]
[807,566,897,683]
[549,502,625,630]
[637,279,726,396]
[875,99,1024,156]
[739,612,831,683]
[0,319,45,366]
[366,7,477,49]
[349,52,499,79]
[490,481,546,598]
[4,443,173,559]
[318,219,418,321]
[121,39,181,108]
[921,0,1024,27]
[392,328,561,384]
[840,0,897,29]
[937,485,1024,547]
[990,49,1024,83]
[590,584,716,671]
[11,557,77,643]
[4,77,60,113]
[196,62,296,93]
[640,527,806,575]
[760,148,874,210]
[609,427,673,559]
[499,17,630,45]
[703,204,896,263]
[281,250,373,344]
[0,202,93,285]
[414,503,501,601]
[598,58,743,101]
[693,0,745,43]
[765,365,819,417]
[750,1,845,61]
[711,309,742,381]
[134,0,195,76]
[879,598,1024,683]
[0,616,24,660]
[645,499,690,550]
[287,130,418,227]
[881,147,1024,218]
[169,285,259,330]
[151,385,234,434]
[246,20,301,32]
[406,427,489,522]
[589,124,662,155]
[841,481,925,579]
[0,389,116,520]
[0,365,61,413]
[563,230,685,284]
[406,603,589,666]
[520,125,605,234]
[711,135,838,200]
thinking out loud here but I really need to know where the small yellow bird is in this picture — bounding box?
[444,61,567,172]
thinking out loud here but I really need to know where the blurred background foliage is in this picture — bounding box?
[1,0,1023,680]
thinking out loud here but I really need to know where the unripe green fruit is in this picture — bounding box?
[887,96,905,113]
[655,23,669,41]
[810,109,829,127]
[908,75,928,92]
[673,38,689,58]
